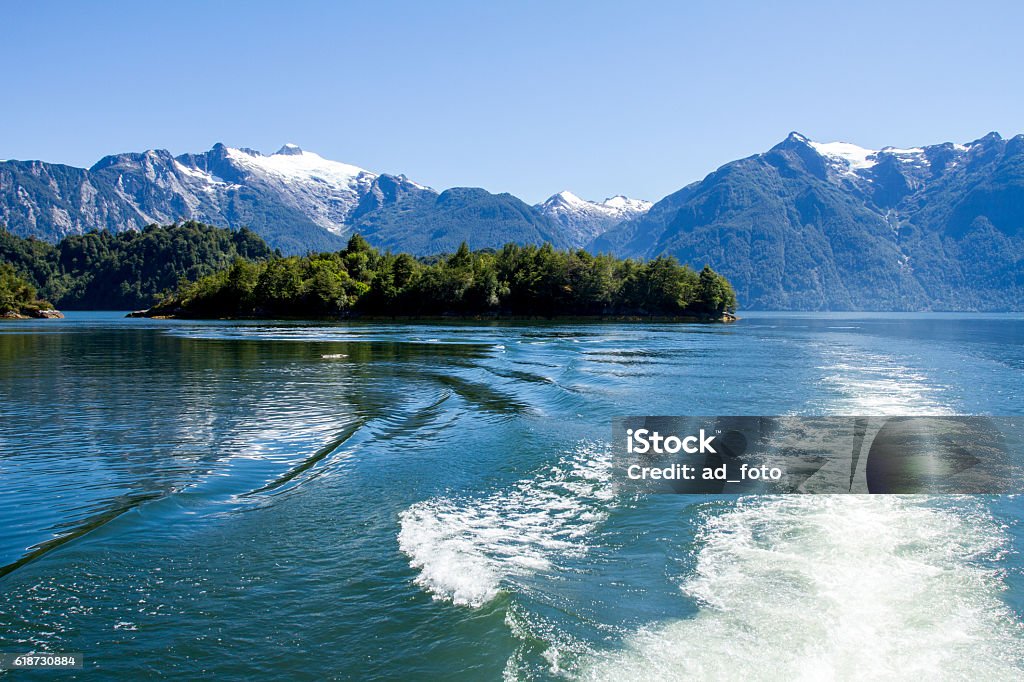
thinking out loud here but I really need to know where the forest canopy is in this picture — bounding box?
[0,221,275,309]
[0,223,737,320]
[147,234,737,320]
[0,263,54,316]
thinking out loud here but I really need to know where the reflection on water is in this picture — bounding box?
[0,312,1022,679]
[0,324,513,573]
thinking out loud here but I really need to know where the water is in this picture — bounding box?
[1,312,1023,680]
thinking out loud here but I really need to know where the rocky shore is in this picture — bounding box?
[1,308,64,319]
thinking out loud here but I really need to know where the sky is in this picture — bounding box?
[2,0,1022,204]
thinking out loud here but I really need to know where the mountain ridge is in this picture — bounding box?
[592,130,1024,310]
[2,133,1023,309]
[0,143,647,255]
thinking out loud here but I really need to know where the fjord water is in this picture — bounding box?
[2,312,1024,680]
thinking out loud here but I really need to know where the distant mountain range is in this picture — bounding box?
[0,143,646,254]
[2,133,1022,310]
[594,131,1024,310]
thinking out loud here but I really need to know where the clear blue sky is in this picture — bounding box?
[2,0,1022,204]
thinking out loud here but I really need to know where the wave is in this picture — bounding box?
[576,495,1024,680]
[397,441,615,607]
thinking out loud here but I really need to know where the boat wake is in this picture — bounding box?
[576,495,1024,680]
[398,441,616,607]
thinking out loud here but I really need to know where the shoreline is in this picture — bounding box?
[127,310,739,324]
[1,309,65,320]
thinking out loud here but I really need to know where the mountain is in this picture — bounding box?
[535,191,651,246]
[0,144,629,255]
[6,136,1023,310]
[349,183,568,253]
[0,144,357,253]
[593,132,1024,310]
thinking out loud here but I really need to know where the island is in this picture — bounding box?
[0,223,736,322]
[134,234,737,321]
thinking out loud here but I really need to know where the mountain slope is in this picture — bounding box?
[0,160,145,241]
[593,132,1024,310]
[86,144,378,253]
[351,184,570,252]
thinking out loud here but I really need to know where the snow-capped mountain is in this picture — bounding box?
[535,191,651,246]
[593,131,1024,310]
[18,142,397,252]
[802,135,963,176]
[212,144,380,234]
[781,132,1002,214]
[0,142,650,253]
[6,133,1023,310]
[0,143,567,253]
[797,133,973,191]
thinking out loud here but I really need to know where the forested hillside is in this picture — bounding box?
[0,221,275,309]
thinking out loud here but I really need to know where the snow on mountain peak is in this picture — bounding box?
[275,143,303,156]
[803,136,946,177]
[536,190,652,246]
[542,191,650,217]
[601,195,652,212]
[221,145,378,234]
[551,190,588,206]
[807,140,879,172]
[879,146,927,165]
[225,145,373,185]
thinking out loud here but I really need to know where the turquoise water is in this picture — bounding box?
[2,312,1024,679]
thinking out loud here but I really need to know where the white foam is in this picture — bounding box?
[577,496,1024,680]
[398,442,615,607]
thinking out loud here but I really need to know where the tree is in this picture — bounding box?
[142,233,739,320]
[0,263,48,313]
[696,265,737,314]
